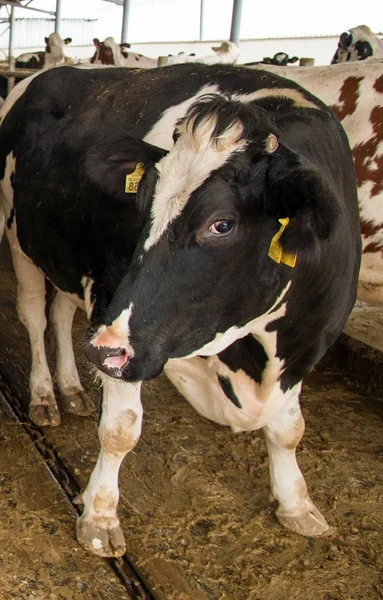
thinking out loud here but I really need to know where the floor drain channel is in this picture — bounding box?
[0,377,156,600]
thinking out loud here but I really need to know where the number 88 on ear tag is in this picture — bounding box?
[125,162,145,193]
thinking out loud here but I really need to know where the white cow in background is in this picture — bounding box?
[166,41,240,65]
[331,25,383,63]
[16,32,72,70]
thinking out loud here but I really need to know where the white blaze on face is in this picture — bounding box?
[144,111,247,251]
[144,85,220,150]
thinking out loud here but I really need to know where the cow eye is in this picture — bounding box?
[209,220,234,235]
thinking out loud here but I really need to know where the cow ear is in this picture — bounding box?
[85,136,167,203]
[265,144,340,250]
[44,37,49,44]
[64,37,72,45]
[93,38,101,47]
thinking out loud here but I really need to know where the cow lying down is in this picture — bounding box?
[0,64,361,557]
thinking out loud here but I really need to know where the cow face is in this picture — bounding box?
[85,95,339,382]
[331,25,376,63]
[43,32,71,66]
[91,38,114,65]
[90,37,131,65]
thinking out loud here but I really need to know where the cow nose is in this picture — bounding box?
[85,340,131,377]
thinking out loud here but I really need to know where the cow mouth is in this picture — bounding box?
[85,343,130,378]
[104,349,129,371]
[85,340,167,382]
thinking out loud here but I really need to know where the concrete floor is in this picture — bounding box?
[0,244,382,600]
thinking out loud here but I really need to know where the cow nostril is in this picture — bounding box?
[104,348,129,371]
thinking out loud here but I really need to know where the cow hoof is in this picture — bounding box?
[76,517,126,557]
[60,391,95,417]
[29,403,61,427]
[277,505,331,537]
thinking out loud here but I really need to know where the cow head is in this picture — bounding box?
[90,37,131,65]
[85,94,339,382]
[44,32,72,66]
[120,42,132,59]
[262,52,299,66]
[211,41,241,62]
[331,25,382,63]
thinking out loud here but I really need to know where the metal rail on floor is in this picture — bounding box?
[0,373,157,600]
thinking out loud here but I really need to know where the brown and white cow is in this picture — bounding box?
[91,38,240,68]
[331,25,383,63]
[16,32,72,70]
[250,60,383,306]
[91,37,157,68]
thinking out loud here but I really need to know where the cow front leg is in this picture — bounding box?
[75,375,142,557]
[50,290,94,416]
[10,243,59,426]
[263,384,330,537]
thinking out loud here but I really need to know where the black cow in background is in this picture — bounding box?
[245,52,299,66]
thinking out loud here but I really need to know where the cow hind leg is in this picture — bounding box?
[10,245,60,426]
[75,375,142,557]
[166,358,330,537]
[50,290,94,416]
[264,387,330,537]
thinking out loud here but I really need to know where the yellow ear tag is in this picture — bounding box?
[268,217,297,268]
[125,161,145,194]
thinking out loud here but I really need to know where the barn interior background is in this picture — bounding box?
[0,2,381,600]
[0,0,381,66]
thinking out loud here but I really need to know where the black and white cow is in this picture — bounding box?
[0,64,361,557]
[16,32,72,70]
[331,25,383,63]
[245,52,299,67]
[91,36,157,68]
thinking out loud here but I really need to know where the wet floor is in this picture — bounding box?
[0,255,382,600]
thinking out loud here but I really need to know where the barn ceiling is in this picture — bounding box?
[0,1,30,6]
[0,1,55,15]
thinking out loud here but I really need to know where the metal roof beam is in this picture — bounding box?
[230,0,243,45]
[0,1,55,16]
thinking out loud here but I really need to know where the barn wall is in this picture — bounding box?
[0,17,96,55]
